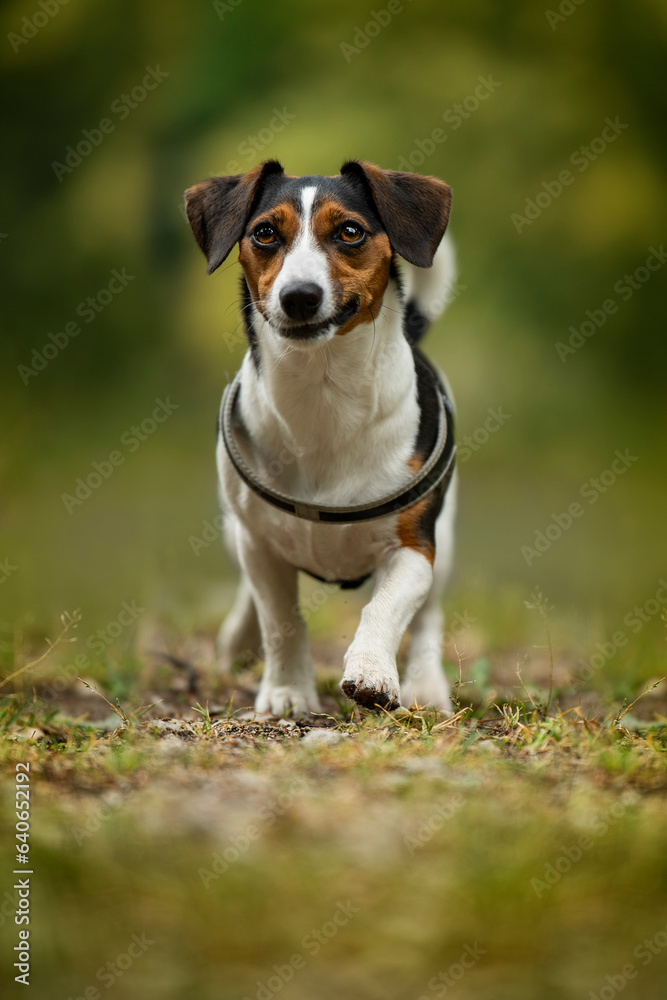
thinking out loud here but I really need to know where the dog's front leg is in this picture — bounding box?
[341,547,433,711]
[236,529,320,718]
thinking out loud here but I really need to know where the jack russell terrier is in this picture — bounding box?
[185,159,457,717]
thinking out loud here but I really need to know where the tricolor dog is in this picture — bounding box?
[184,160,457,716]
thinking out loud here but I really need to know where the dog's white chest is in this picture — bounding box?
[216,314,421,580]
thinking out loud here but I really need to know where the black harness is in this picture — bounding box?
[219,363,456,525]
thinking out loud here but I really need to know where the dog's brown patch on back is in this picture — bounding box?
[239,201,301,313]
[396,456,436,564]
[311,199,392,334]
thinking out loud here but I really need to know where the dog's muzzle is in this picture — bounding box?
[274,296,361,341]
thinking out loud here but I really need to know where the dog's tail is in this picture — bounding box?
[401,233,457,345]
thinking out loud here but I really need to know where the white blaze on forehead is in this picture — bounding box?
[267,183,333,320]
[300,185,317,231]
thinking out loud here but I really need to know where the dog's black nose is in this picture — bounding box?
[279,282,323,322]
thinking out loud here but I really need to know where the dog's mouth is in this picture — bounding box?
[276,298,360,340]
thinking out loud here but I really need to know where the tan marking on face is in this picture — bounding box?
[311,200,392,334]
[396,456,435,564]
[238,201,301,315]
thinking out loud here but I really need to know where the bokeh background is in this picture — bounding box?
[1,0,666,666]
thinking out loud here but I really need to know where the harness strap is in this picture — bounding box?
[219,369,456,524]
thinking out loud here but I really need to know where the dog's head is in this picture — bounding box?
[184,160,451,342]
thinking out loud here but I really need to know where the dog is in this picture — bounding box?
[184,159,457,717]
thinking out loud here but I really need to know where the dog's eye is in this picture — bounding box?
[254,225,276,245]
[339,222,365,244]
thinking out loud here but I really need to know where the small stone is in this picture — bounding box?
[12,726,46,742]
[152,720,181,733]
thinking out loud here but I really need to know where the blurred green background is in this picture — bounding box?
[1,0,666,644]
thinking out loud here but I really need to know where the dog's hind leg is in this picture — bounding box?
[217,578,262,672]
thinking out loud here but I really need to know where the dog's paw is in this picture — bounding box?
[255,680,320,718]
[341,651,400,712]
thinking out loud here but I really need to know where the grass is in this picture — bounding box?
[0,586,666,1000]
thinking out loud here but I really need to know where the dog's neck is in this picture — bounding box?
[236,278,420,505]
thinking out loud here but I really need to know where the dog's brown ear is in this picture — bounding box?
[340,160,451,268]
[184,160,284,274]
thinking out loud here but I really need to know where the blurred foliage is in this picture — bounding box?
[1,0,666,630]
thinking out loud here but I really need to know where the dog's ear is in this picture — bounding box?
[340,160,451,268]
[184,160,284,274]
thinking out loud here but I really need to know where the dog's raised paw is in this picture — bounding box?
[341,653,400,712]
